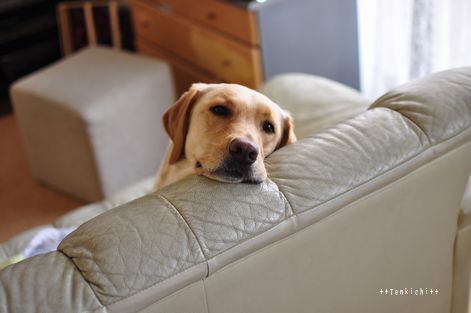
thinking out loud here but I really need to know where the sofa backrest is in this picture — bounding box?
[1,67,470,313]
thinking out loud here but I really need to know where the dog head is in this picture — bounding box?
[163,83,296,184]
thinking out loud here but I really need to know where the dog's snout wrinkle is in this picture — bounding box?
[229,138,258,165]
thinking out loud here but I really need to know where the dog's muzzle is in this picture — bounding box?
[212,138,262,183]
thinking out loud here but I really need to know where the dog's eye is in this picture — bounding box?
[262,121,275,134]
[210,105,230,117]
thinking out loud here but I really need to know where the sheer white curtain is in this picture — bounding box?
[358,0,471,99]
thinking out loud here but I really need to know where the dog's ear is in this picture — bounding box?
[163,83,207,164]
[277,110,297,149]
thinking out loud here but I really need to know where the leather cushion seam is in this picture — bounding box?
[201,177,295,261]
[58,250,105,309]
[100,179,296,309]
[155,193,207,261]
[267,176,296,218]
[293,124,471,218]
[102,261,207,310]
[376,106,432,145]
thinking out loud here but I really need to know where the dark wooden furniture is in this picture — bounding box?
[0,0,61,114]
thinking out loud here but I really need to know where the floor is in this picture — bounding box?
[0,114,82,242]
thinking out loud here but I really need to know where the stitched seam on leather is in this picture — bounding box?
[268,108,459,216]
[58,250,105,309]
[266,155,308,219]
[302,140,471,227]
[59,195,208,310]
[267,176,295,217]
[156,193,207,261]
[206,215,295,263]
[297,149,426,215]
[89,305,108,313]
[292,125,471,217]
[103,261,207,309]
[202,278,211,313]
[88,125,470,310]
[201,178,295,261]
[207,139,471,282]
[377,106,432,145]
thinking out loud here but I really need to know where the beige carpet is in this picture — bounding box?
[0,114,82,242]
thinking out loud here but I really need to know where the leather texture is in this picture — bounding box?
[0,252,101,313]
[58,194,206,306]
[158,176,292,259]
[1,67,470,313]
[204,141,471,313]
[371,67,471,145]
[266,107,428,214]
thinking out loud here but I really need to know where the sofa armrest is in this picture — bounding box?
[0,252,102,313]
[55,178,290,310]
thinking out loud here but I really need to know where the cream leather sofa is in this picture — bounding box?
[1,67,470,313]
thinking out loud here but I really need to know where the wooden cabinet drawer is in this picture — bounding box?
[137,38,218,94]
[153,0,258,46]
[132,0,262,88]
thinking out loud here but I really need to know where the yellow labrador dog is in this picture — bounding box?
[155,83,296,189]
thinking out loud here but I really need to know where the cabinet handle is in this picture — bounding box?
[207,11,217,20]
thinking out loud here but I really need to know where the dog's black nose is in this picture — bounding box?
[229,138,259,165]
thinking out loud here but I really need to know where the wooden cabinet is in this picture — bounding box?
[131,0,262,94]
[130,0,360,95]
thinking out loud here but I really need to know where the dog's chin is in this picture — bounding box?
[198,163,264,184]
[211,170,263,184]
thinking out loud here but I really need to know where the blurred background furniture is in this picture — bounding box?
[11,47,175,202]
[10,1,175,202]
[0,0,134,115]
[0,0,61,115]
[57,0,134,53]
[131,0,360,95]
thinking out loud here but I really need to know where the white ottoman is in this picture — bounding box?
[11,47,175,202]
